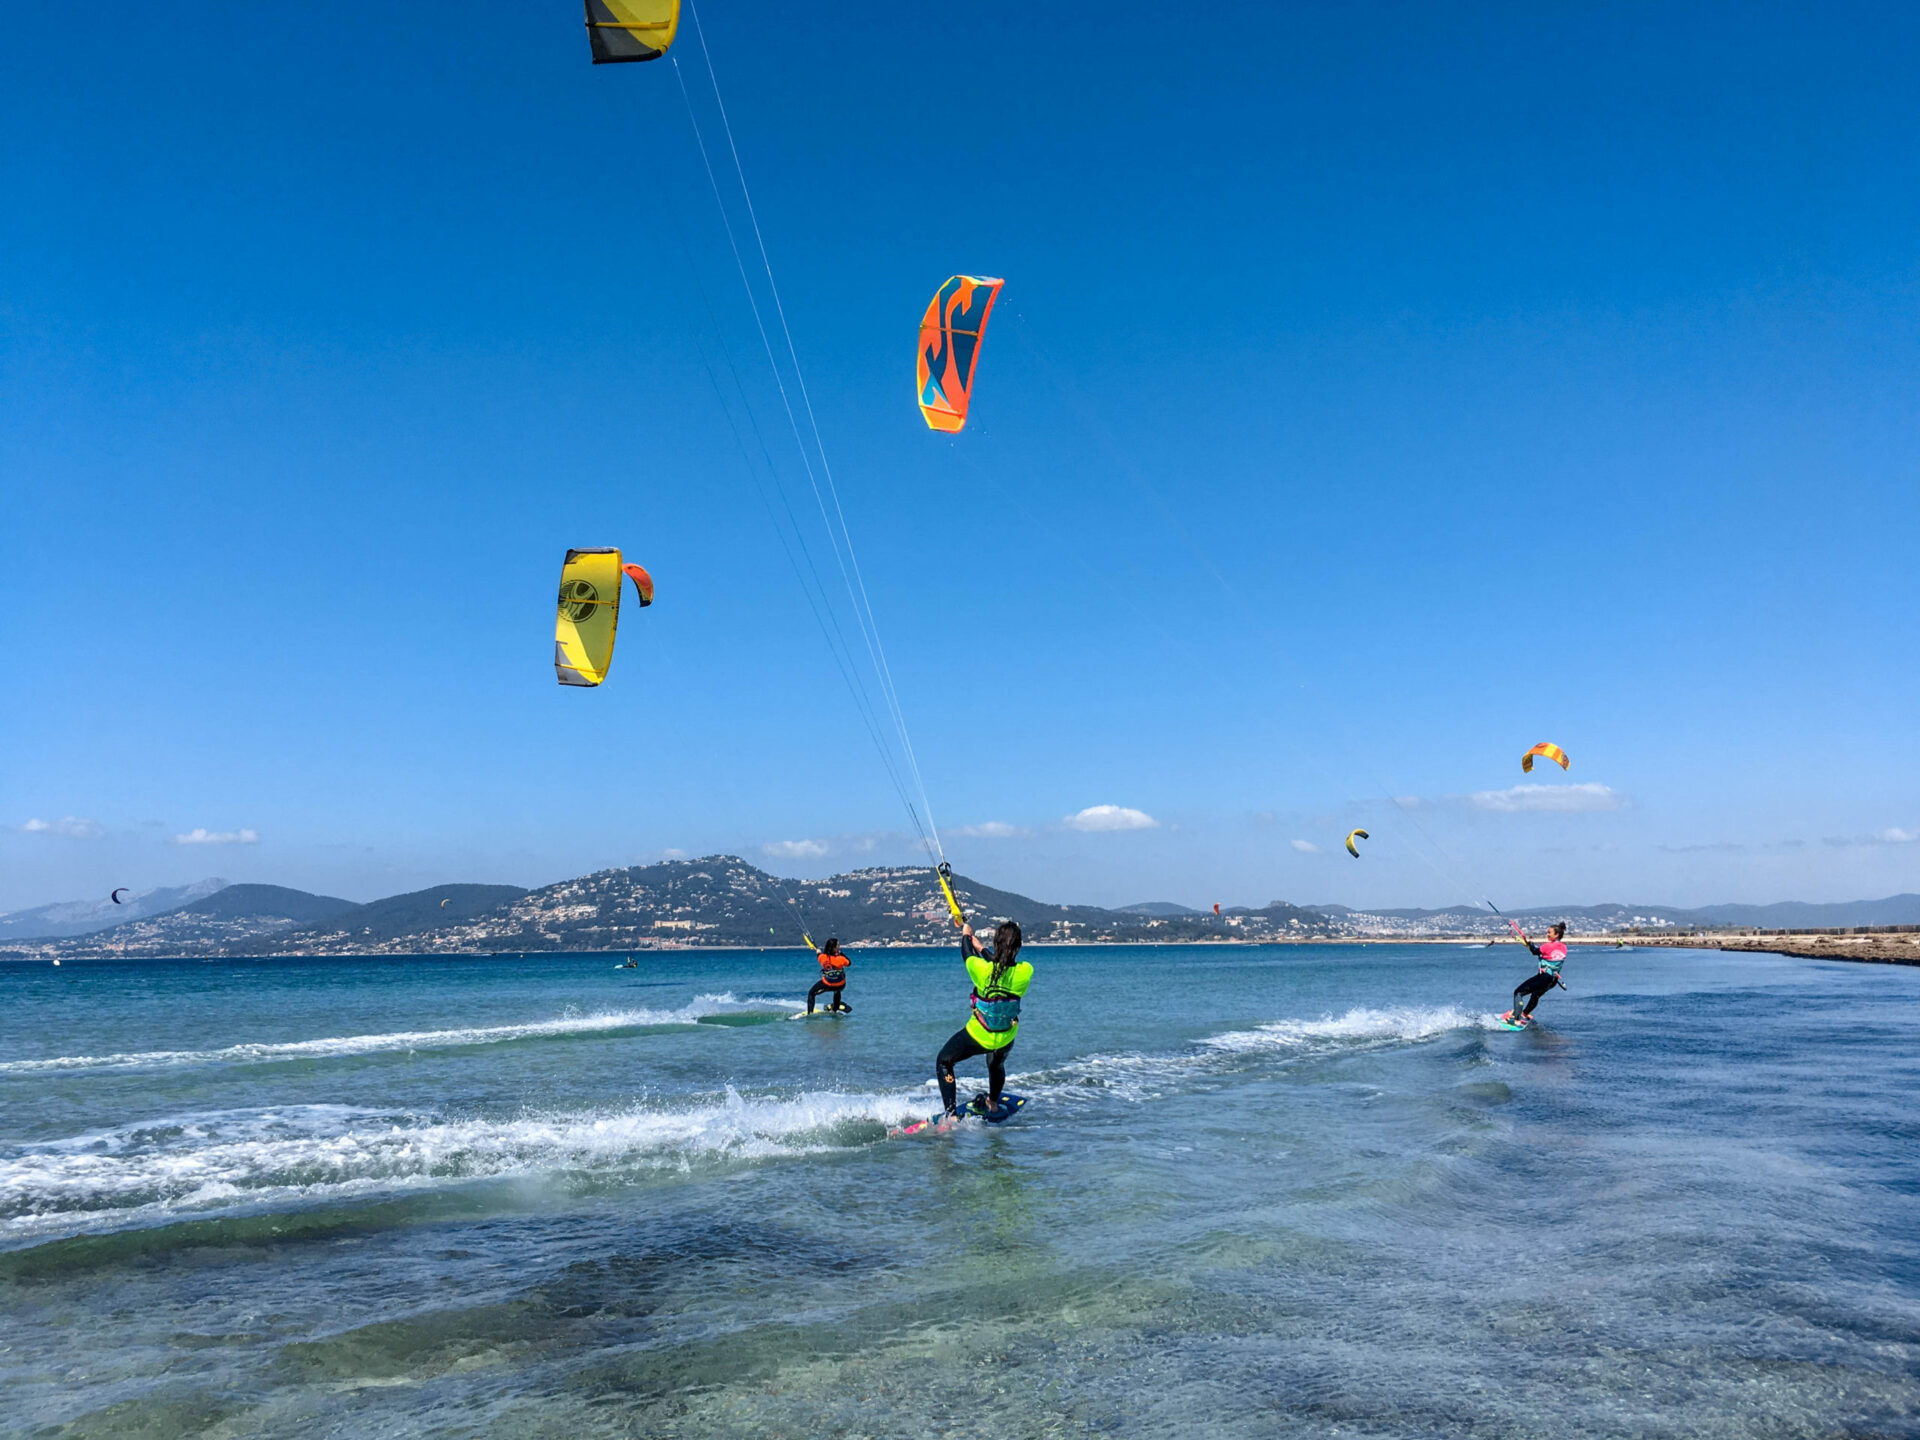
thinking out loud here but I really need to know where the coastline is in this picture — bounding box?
[1612,926,1920,967]
[9,927,1920,964]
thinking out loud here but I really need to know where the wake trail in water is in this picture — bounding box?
[1018,1004,1501,1104]
[1202,1004,1500,1054]
[0,1005,1492,1246]
[0,1089,931,1244]
[0,994,793,1076]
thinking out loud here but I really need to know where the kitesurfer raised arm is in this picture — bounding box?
[1502,921,1568,1028]
[805,938,851,1015]
[935,920,1032,1117]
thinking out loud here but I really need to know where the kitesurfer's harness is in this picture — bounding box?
[970,981,1022,1034]
[943,860,1023,1031]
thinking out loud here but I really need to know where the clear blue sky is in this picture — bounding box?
[4,2,1917,914]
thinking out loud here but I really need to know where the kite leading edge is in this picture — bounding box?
[583,0,680,64]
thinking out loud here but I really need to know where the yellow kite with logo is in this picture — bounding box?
[555,548,653,687]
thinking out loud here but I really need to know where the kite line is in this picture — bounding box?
[669,4,945,871]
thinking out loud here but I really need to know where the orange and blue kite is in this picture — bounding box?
[917,276,1003,433]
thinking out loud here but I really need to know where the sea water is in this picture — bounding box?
[3,943,1917,1437]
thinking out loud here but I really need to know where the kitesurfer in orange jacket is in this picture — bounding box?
[805,938,851,1014]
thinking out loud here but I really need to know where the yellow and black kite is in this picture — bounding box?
[583,0,679,64]
[555,548,654,687]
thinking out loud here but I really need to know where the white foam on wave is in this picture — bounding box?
[1008,1006,1495,1108]
[0,1086,932,1243]
[0,993,787,1077]
[1203,1004,1498,1054]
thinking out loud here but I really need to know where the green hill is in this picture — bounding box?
[179,884,355,925]
[286,884,529,945]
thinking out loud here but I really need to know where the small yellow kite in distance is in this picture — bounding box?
[1345,829,1370,859]
[1521,742,1570,773]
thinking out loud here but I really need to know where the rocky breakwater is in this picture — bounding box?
[1623,924,1920,966]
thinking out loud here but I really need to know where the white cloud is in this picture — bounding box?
[763,839,829,859]
[1825,827,1920,849]
[1290,838,1320,853]
[956,821,1027,839]
[1062,805,1159,833]
[1467,783,1625,814]
[14,816,104,839]
[173,827,260,846]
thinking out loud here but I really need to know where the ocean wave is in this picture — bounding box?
[0,1088,932,1243]
[0,994,789,1076]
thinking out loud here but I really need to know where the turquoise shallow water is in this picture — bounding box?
[4,942,1919,1437]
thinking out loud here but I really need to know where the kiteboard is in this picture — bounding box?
[1497,1010,1531,1031]
[887,1092,1028,1138]
[788,1006,853,1021]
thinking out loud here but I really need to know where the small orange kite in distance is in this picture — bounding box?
[1521,742,1570,773]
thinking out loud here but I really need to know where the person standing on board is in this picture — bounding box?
[805,938,851,1014]
[935,920,1032,1117]
[1502,921,1568,1028]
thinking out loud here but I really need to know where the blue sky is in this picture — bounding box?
[4,1,1917,913]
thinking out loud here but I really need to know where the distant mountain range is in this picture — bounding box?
[0,878,230,940]
[0,861,1326,959]
[4,865,1917,960]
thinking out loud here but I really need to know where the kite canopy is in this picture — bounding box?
[110,888,129,904]
[583,0,679,63]
[555,548,651,687]
[1521,742,1570,774]
[1345,829,1370,859]
[917,276,1003,432]
[622,562,655,607]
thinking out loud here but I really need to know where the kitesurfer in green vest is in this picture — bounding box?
[936,919,1032,1117]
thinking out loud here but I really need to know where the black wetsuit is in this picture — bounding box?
[1512,971,1556,1018]
[936,1029,1008,1115]
[806,979,849,1013]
